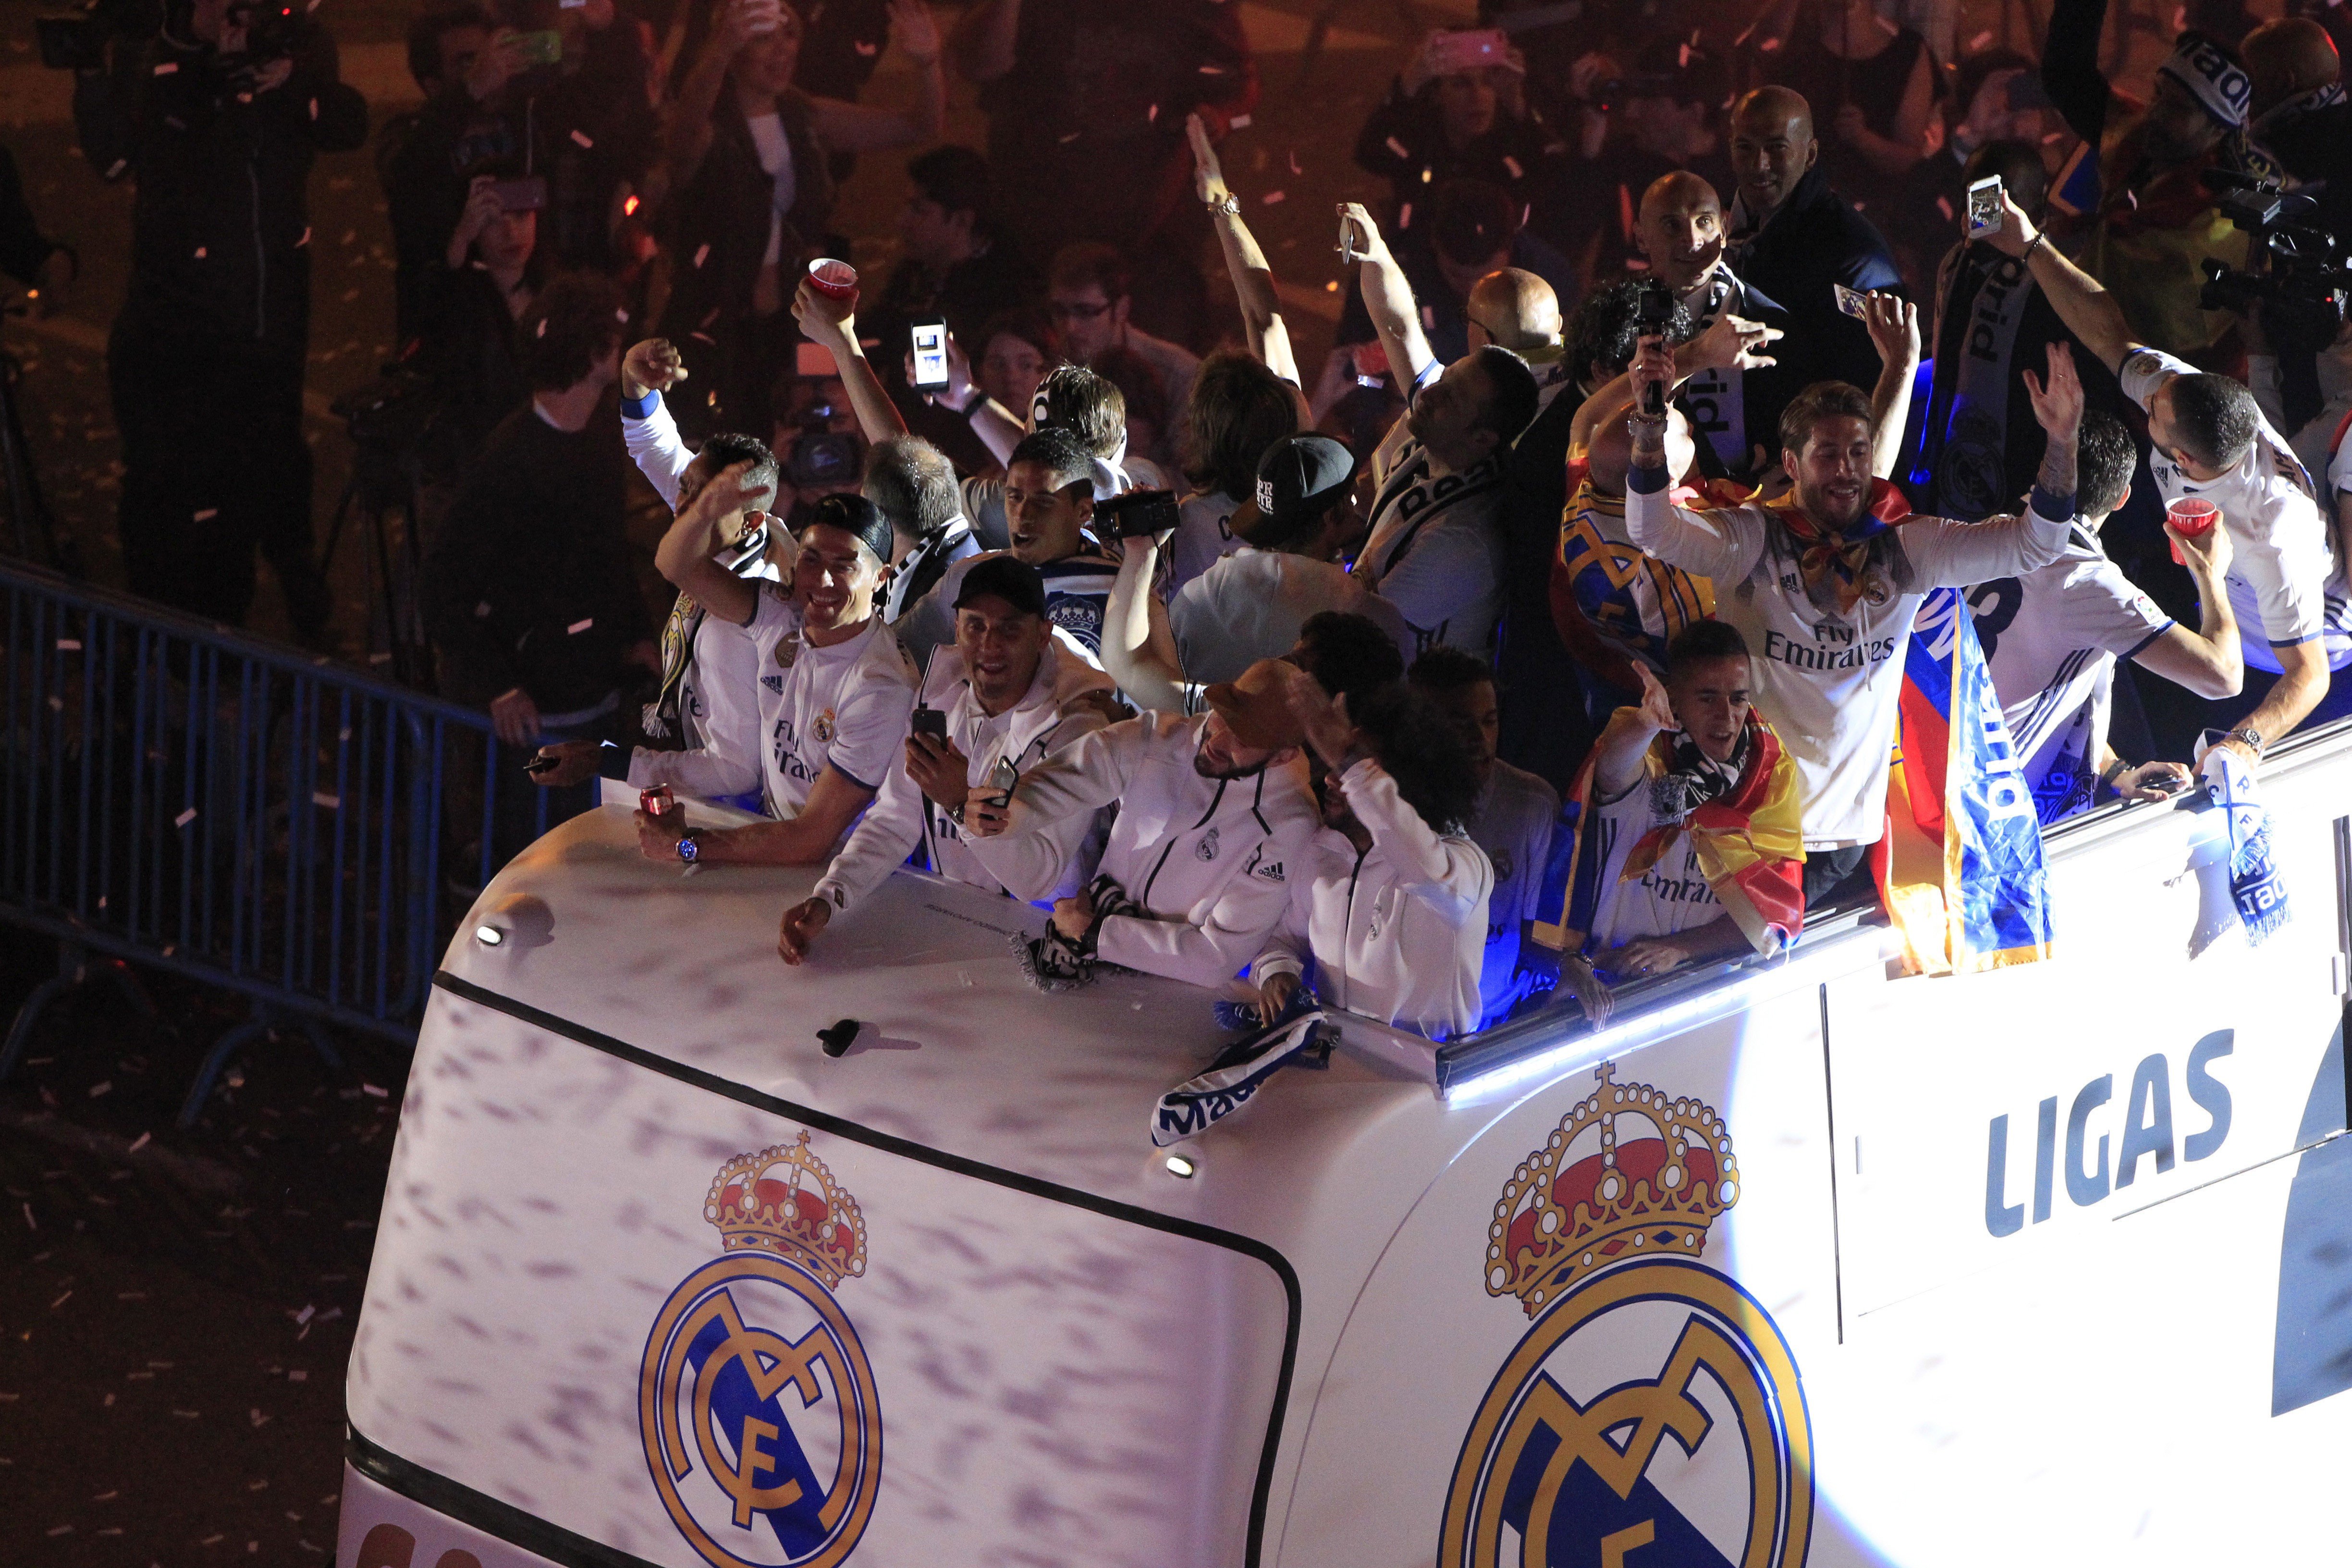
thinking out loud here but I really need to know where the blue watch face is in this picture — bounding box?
[677,834,698,863]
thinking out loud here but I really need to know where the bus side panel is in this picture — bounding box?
[1274,981,1853,1568]
[346,992,1292,1568]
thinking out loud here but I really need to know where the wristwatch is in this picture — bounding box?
[2227,726,2266,757]
[677,833,703,864]
[1206,193,1240,216]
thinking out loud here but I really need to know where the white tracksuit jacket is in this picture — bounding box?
[985,711,1321,989]
[812,641,1115,914]
[1251,759,1493,1041]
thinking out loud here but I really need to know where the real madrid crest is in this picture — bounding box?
[1439,1064,1813,1568]
[640,1133,882,1568]
[1196,826,1221,863]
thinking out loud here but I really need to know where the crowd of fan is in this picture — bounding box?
[66,0,2352,1041]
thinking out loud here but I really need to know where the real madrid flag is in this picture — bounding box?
[1879,586,2056,974]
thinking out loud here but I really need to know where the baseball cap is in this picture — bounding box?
[952,554,1049,619]
[1236,434,1357,547]
[794,493,895,564]
[1203,658,1309,751]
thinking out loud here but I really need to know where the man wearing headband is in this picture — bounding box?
[637,479,918,867]
[2044,0,2266,359]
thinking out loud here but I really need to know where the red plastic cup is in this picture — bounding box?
[806,258,858,301]
[2166,496,2219,565]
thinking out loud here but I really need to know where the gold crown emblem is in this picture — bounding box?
[1484,1063,1738,1316]
[704,1132,868,1289]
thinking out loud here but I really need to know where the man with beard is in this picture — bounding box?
[637,476,917,867]
[776,556,1116,963]
[1622,343,2083,903]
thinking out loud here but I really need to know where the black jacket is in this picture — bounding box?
[1732,163,1905,402]
[74,20,367,347]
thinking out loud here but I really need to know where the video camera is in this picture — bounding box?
[2197,169,2352,429]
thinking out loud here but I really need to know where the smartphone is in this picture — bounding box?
[512,29,564,67]
[1429,28,1510,77]
[523,753,561,775]
[985,757,1018,808]
[910,707,949,743]
[909,317,950,393]
[490,175,548,213]
[1965,175,2004,239]
[1833,282,1871,319]
[1097,488,1183,539]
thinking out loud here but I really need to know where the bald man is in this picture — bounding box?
[1725,86,1903,413]
[1466,268,1570,407]
[1635,171,1795,481]
[2245,16,2352,296]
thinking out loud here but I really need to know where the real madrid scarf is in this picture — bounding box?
[641,590,705,744]
[1926,245,2037,521]
[1362,443,1506,585]
[1677,270,1750,475]
[1766,479,1915,617]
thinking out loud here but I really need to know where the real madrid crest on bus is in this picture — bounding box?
[1440,1064,1813,1568]
[639,1132,882,1568]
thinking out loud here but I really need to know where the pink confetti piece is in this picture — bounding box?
[1969,29,1994,49]
[1398,202,1413,229]
[363,1083,388,1098]
[49,1290,70,1309]
[1421,305,1437,330]
[174,808,196,828]
[1229,114,1251,129]
[56,637,81,651]
[1936,196,1954,221]
[193,506,218,521]
[566,617,595,634]
[153,61,176,74]
[88,1082,110,1098]
[1385,135,1409,159]
[311,792,339,810]
[693,243,710,268]
[1503,155,1523,179]
[1288,149,1302,174]
[570,128,594,148]
[193,246,207,259]
[1262,190,1286,205]
[1148,103,1158,122]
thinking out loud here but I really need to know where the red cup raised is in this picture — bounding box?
[807,258,858,301]
[2166,496,2219,564]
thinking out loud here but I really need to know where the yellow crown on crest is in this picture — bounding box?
[704,1132,868,1289]
[1484,1063,1738,1316]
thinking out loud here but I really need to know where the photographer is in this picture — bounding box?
[777,556,1115,964]
[409,172,544,498]
[74,0,368,637]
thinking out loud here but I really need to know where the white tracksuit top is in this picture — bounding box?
[989,710,1321,990]
[813,641,1115,915]
[1625,467,2070,847]
[1251,759,1493,1041]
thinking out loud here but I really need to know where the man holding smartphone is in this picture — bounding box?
[778,557,1117,963]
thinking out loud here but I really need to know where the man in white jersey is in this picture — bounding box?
[1985,189,2352,764]
[640,477,917,867]
[777,557,1117,964]
[904,427,1124,667]
[1967,409,2245,823]
[1409,648,1558,1028]
[528,341,775,807]
[1624,341,2082,902]
[1340,202,1542,659]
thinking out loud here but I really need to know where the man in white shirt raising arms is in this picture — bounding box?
[1983,187,2352,765]
[1623,340,2082,902]
[1968,408,2245,823]
[1340,201,1542,659]
[638,475,918,867]
[776,556,1117,964]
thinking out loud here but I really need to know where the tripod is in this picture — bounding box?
[320,376,439,689]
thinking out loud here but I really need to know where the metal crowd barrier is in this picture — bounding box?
[0,559,581,1125]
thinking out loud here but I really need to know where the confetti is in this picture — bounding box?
[566,617,595,634]
[22,1203,33,1229]
[1422,305,1437,330]
[1385,136,1409,159]
[93,1490,116,1501]
[153,61,177,74]
[1147,103,1158,122]
[88,1082,110,1098]
[55,638,80,651]
[1503,156,1523,180]
[194,246,207,259]
[1288,149,1302,174]
[249,1408,271,1427]
[1937,196,1954,222]
[174,1409,200,1419]
[362,1083,387,1098]
[1262,190,1286,205]
[193,506,218,521]
[288,1370,307,1382]
[571,128,594,148]
[1229,114,1251,129]
[1398,202,1413,229]
[50,1290,70,1309]
[693,243,710,268]
[294,1304,315,1325]
[311,792,339,811]
[174,808,196,828]
[1969,29,1994,49]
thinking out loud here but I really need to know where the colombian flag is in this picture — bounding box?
[1533,710,1807,960]
[1879,587,2056,974]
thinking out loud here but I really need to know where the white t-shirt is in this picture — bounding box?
[1626,478,2072,847]
[2120,347,2351,675]
[745,111,797,269]
[1589,784,1726,950]
[1167,490,1250,597]
[1467,760,1559,1027]
[1170,548,1414,684]
[1968,527,2173,824]
[729,588,918,818]
[1356,427,1508,658]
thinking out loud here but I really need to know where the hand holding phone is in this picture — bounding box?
[1965,175,2004,239]
[910,707,949,743]
[909,317,950,392]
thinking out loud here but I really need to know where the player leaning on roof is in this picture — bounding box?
[1982,185,2352,761]
[775,556,1118,965]
[636,464,918,867]
[1621,334,2081,906]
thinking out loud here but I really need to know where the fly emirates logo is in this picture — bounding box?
[1760,617,1898,673]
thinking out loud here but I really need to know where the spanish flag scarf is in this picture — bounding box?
[1765,478,1913,615]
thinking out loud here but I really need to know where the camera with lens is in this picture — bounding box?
[787,400,867,492]
[37,0,158,71]
[2197,169,2351,428]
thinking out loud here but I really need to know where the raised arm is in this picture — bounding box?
[1188,114,1300,386]
[1568,309,1782,454]
[791,281,909,445]
[1986,191,2139,376]
[1102,533,1198,715]
[808,0,945,151]
[1340,202,1435,393]
[653,461,771,626]
[2132,516,2242,699]
[949,0,1021,83]
[1593,668,1676,799]
[620,339,696,508]
[1622,343,1765,579]
[2040,0,2115,147]
[1907,343,2081,584]
[1861,292,1922,481]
